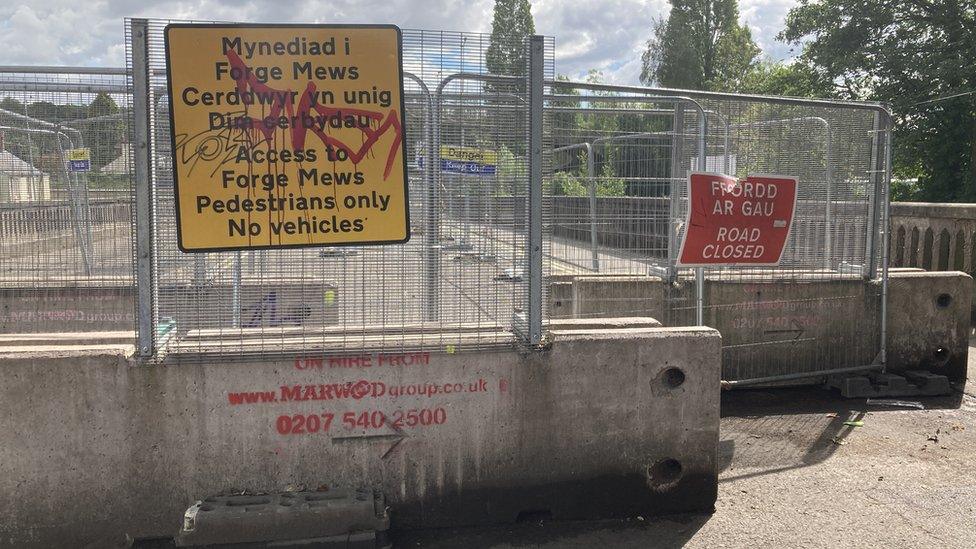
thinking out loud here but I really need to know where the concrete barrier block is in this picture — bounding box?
[157,278,339,332]
[549,317,662,330]
[0,282,134,333]
[557,271,969,384]
[704,278,878,382]
[571,276,666,319]
[548,281,574,319]
[887,270,971,382]
[0,325,720,547]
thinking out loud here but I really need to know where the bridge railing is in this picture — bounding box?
[889,202,976,274]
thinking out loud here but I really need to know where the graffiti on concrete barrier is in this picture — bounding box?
[243,291,312,327]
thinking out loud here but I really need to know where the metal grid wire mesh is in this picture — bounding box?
[544,85,890,380]
[130,19,554,359]
[548,92,699,276]
[0,67,134,334]
[1,18,888,380]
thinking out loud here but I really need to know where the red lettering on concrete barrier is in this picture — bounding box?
[377,352,430,366]
[329,355,373,369]
[274,408,448,435]
[227,378,491,406]
[294,357,324,370]
[293,352,431,370]
[227,390,277,405]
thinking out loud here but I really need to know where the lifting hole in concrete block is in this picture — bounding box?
[936,293,952,309]
[648,458,683,491]
[934,347,949,362]
[663,367,686,388]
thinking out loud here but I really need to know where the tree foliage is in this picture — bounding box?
[550,71,656,197]
[0,93,125,178]
[486,0,535,79]
[484,0,535,156]
[737,59,834,97]
[640,0,761,90]
[781,0,976,201]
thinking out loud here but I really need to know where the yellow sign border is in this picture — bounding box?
[163,23,411,253]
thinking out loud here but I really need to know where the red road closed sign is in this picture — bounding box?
[677,172,798,267]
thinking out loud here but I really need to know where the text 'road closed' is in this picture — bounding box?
[678,172,798,266]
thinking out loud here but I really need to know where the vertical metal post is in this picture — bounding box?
[193,252,206,284]
[695,108,707,326]
[722,116,730,173]
[824,122,834,269]
[865,112,883,279]
[463,194,471,245]
[404,75,437,322]
[585,143,599,271]
[668,102,685,281]
[131,18,154,357]
[54,126,93,275]
[526,35,545,345]
[879,110,892,367]
[232,251,242,328]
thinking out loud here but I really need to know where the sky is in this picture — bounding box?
[0,0,800,85]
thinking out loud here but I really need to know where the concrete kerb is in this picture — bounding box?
[0,322,720,548]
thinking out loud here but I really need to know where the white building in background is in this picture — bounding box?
[0,149,50,202]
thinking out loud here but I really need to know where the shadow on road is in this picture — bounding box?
[393,513,710,549]
[716,385,963,485]
[721,385,964,418]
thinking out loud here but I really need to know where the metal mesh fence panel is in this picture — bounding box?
[544,85,891,382]
[129,19,554,359]
[5,19,888,379]
[0,66,134,335]
[696,96,890,382]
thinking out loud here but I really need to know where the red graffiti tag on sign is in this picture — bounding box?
[678,172,798,266]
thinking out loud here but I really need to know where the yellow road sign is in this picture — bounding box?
[439,145,498,174]
[164,24,409,252]
[67,147,91,172]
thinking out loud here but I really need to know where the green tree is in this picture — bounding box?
[88,92,118,118]
[780,0,976,201]
[550,74,584,150]
[640,0,761,90]
[486,0,536,80]
[483,0,535,157]
[738,59,834,97]
[0,97,31,160]
[85,93,122,170]
[0,96,25,114]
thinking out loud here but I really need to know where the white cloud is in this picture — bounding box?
[0,0,800,84]
[740,0,801,61]
[534,0,667,82]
